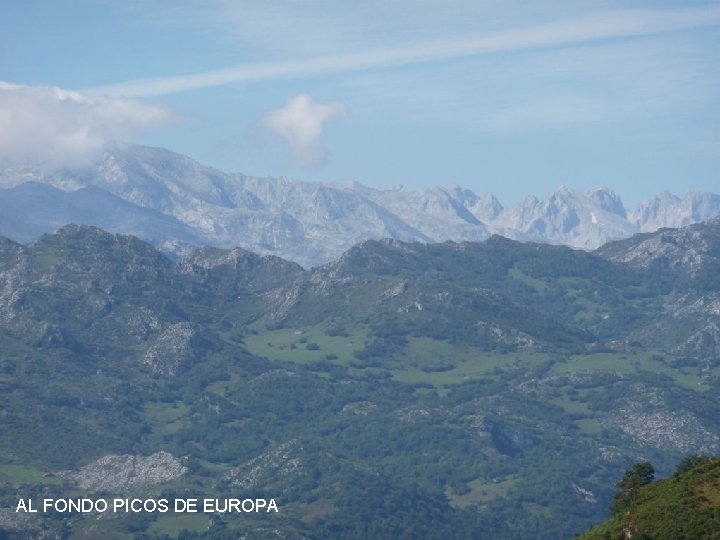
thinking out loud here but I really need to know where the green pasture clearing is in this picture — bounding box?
[553,352,706,390]
[148,514,210,537]
[449,475,519,508]
[392,344,547,388]
[244,324,366,364]
[508,267,546,292]
[244,325,711,397]
[0,463,62,485]
[207,370,244,397]
[550,397,592,416]
[523,501,553,517]
[288,498,336,524]
[144,401,192,435]
[198,459,231,473]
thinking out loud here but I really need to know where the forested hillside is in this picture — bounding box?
[1,221,719,539]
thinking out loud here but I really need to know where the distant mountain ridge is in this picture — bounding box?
[1,145,718,267]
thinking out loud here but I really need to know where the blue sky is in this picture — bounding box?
[1,1,718,207]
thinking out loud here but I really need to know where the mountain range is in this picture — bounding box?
[1,145,718,267]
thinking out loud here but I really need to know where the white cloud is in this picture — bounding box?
[0,82,175,169]
[259,94,347,169]
[87,5,720,98]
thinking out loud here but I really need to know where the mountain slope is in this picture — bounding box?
[0,181,203,250]
[578,456,720,540]
[595,216,720,279]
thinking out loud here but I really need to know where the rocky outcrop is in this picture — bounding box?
[595,217,720,276]
[142,322,199,376]
[601,386,720,455]
[223,440,304,490]
[61,451,187,493]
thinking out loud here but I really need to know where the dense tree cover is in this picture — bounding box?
[611,462,655,515]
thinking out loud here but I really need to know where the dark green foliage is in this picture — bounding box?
[674,454,711,475]
[579,456,720,540]
[611,462,655,515]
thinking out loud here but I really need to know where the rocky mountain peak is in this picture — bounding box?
[1,145,719,267]
[630,191,720,232]
[587,186,626,217]
[457,189,504,222]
